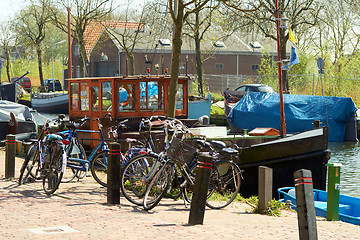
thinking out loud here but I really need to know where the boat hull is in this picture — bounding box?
[278,187,360,226]
[235,128,329,198]
[31,93,68,114]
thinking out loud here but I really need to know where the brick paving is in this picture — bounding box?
[0,149,360,239]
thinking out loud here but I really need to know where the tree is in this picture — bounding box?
[233,0,320,93]
[15,0,53,89]
[0,21,17,82]
[52,0,113,77]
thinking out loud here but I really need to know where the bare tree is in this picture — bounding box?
[0,21,17,82]
[52,0,113,77]
[15,0,53,89]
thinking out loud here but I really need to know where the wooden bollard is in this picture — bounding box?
[5,134,16,179]
[107,142,121,205]
[258,166,273,214]
[294,169,318,240]
[188,152,213,225]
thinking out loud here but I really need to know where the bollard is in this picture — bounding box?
[294,169,318,240]
[313,120,321,129]
[258,166,273,214]
[107,142,121,205]
[326,163,342,221]
[188,152,213,225]
[5,134,16,179]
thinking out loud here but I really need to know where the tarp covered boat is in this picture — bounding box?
[278,187,360,226]
[228,92,357,141]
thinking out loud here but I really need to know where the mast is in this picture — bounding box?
[275,0,286,137]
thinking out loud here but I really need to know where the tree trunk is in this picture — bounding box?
[129,53,135,75]
[167,7,184,118]
[80,44,87,78]
[194,11,204,97]
[37,44,45,90]
[5,50,11,82]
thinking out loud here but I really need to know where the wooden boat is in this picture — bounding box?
[31,92,68,114]
[211,127,330,198]
[278,187,360,226]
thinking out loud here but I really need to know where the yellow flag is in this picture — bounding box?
[289,28,297,43]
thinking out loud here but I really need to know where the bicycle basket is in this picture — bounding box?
[167,136,197,164]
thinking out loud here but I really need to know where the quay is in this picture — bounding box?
[0,149,359,239]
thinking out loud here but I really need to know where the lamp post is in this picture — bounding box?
[51,40,66,91]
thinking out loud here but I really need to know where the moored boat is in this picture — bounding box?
[31,92,68,114]
[278,186,360,226]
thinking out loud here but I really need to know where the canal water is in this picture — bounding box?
[328,142,360,198]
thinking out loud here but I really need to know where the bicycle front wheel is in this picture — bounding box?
[205,161,242,209]
[19,144,41,185]
[90,151,108,187]
[120,154,157,206]
[43,146,64,195]
[143,161,174,211]
[62,144,87,183]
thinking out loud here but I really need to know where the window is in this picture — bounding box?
[140,81,164,111]
[176,84,184,110]
[118,84,135,112]
[215,63,224,70]
[252,65,259,71]
[102,82,112,111]
[91,86,99,111]
[213,41,225,48]
[70,83,79,111]
[80,83,89,111]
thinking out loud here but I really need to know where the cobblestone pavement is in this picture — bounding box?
[0,150,360,240]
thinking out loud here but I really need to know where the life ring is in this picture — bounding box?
[119,85,132,107]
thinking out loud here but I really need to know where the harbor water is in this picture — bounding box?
[328,142,360,198]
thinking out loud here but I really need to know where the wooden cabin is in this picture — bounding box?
[68,75,190,147]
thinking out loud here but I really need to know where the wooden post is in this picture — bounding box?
[107,142,121,205]
[294,169,318,240]
[258,166,273,214]
[188,152,213,225]
[5,134,16,179]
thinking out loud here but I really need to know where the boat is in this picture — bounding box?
[278,187,360,226]
[0,100,37,141]
[31,91,69,114]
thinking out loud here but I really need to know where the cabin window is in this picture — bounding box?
[118,84,135,112]
[80,83,89,111]
[102,82,112,111]
[91,86,99,111]
[140,81,164,111]
[176,83,184,110]
[70,82,79,111]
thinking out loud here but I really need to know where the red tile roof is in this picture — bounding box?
[84,21,143,58]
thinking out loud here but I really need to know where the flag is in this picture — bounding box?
[281,46,300,70]
[289,28,297,43]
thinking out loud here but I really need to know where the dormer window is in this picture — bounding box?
[213,41,225,48]
[159,39,171,46]
[249,42,262,49]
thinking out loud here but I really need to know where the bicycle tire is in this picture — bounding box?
[120,154,158,206]
[143,161,174,211]
[90,151,108,187]
[205,161,242,209]
[19,144,40,185]
[62,144,87,183]
[42,144,64,195]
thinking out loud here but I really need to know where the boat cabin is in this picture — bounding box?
[68,75,190,146]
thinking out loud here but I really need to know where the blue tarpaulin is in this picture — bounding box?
[228,92,357,142]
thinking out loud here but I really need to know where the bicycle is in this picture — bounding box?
[142,118,243,211]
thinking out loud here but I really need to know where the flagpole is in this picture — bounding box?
[275,0,286,137]
[67,0,72,79]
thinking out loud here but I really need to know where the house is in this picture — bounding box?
[69,21,281,92]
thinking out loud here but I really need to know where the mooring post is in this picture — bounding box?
[107,142,121,205]
[258,166,273,214]
[294,169,318,240]
[5,134,16,179]
[326,163,342,221]
[188,152,213,225]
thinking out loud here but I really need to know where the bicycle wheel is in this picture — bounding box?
[90,151,108,187]
[19,144,40,185]
[42,145,64,195]
[205,161,242,209]
[120,154,158,206]
[62,144,87,183]
[143,161,174,211]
